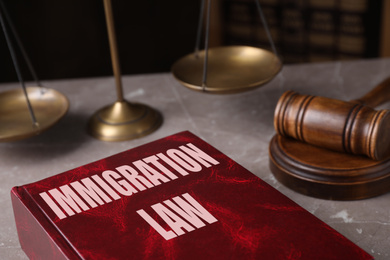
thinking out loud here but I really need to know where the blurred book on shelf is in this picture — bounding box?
[220,0,388,64]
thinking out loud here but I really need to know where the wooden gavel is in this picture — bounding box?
[274,77,390,161]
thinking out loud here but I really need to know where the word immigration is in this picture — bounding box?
[39,143,220,220]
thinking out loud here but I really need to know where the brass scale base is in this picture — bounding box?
[269,135,390,200]
[87,101,162,142]
[87,0,162,142]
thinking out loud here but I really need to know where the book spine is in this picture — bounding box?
[336,0,383,60]
[307,1,337,62]
[11,186,81,260]
[222,0,280,52]
[221,0,382,63]
[279,0,308,63]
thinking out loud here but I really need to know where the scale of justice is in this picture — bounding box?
[1,0,390,200]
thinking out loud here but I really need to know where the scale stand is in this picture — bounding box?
[171,0,282,94]
[0,0,69,142]
[87,0,162,141]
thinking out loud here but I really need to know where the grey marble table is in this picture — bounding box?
[1,58,390,259]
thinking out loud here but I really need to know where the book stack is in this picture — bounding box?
[223,0,281,54]
[337,0,382,60]
[279,0,307,63]
[222,0,383,63]
[307,0,338,62]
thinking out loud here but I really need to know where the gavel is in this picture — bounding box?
[274,77,390,161]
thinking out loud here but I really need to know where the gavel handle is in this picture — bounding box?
[352,77,390,108]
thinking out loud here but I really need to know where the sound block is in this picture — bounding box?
[269,134,390,200]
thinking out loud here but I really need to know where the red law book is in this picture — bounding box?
[11,131,372,259]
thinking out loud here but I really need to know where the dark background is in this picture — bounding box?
[0,0,200,83]
[0,0,385,83]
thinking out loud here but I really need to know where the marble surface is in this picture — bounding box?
[1,58,390,259]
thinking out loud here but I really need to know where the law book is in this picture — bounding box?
[11,131,372,259]
[336,0,383,60]
[307,8,337,62]
[279,4,307,63]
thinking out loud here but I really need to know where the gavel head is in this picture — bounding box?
[274,91,390,161]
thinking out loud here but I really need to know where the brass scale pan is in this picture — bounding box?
[0,0,69,142]
[0,87,69,142]
[172,0,281,94]
[172,45,281,94]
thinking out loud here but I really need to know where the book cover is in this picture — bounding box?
[11,131,372,259]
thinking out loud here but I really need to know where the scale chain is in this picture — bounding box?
[0,0,42,89]
[195,0,279,92]
[194,0,206,57]
[201,0,212,92]
[255,0,278,57]
[0,2,38,127]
